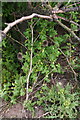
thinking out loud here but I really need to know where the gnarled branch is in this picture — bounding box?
[2,13,52,35]
[1,9,80,42]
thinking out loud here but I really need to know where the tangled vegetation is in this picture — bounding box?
[0,1,80,119]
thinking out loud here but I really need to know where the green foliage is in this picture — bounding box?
[24,100,35,112]
[1,2,80,118]
[43,83,79,118]
[22,20,79,118]
[0,37,20,101]
[24,83,79,118]
[62,42,80,70]
[22,20,62,86]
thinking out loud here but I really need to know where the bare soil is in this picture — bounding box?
[0,99,44,118]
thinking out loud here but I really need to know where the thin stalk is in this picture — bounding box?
[26,23,33,101]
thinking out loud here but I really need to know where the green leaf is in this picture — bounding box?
[20,88,25,96]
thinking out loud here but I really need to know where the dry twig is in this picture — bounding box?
[38,112,50,118]
[7,34,27,50]
[26,23,33,101]
[58,48,77,82]
[56,19,80,42]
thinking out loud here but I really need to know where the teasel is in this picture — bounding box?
[43,40,48,46]
[17,52,23,60]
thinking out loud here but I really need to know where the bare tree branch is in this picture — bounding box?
[2,13,52,35]
[52,6,80,13]
[1,8,80,42]
[56,15,80,27]
[55,19,80,42]
[61,6,80,12]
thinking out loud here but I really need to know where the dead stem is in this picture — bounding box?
[56,19,80,42]
[58,48,77,82]
[26,22,33,101]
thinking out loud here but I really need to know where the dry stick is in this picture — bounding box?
[34,27,45,43]
[70,21,80,28]
[33,18,41,28]
[26,23,33,101]
[67,2,80,8]
[58,48,77,82]
[13,13,29,40]
[62,6,80,12]
[32,71,40,90]
[56,19,80,42]
[57,15,80,27]
[29,86,42,99]
[52,6,80,13]
[33,68,54,89]
[2,13,52,34]
[28,68,55,98]
[14,26,28,40]
[38,112,50,118]
[7,34,27,50]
